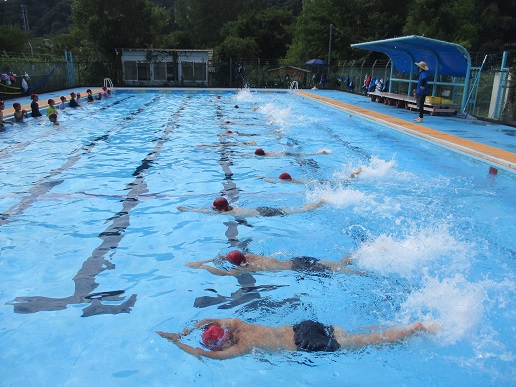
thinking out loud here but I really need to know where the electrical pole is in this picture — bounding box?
[20,4,34,57]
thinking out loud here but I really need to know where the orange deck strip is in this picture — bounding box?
[297,91,516,172]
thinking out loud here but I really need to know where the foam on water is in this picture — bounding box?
[351,224,473,279]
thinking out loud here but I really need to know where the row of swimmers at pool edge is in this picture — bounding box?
[159,167,438,359]
[0,87,111,129]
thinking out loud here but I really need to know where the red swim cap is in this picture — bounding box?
[48,99,54,104]
[70,92,76,96]
[30,94,37,100]
[279,172,292,180]
[255,148,265,156]
[60,96,66,101]
[202,325,230,351]
[212,197,230,211]
[86,89,92,93]
[225,250,246,265]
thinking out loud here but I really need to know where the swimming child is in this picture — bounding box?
[186,250,360,276]
[86,89,94,103]
[178,197,325,217]
[46,98,58,117]
[58,96,67,110]
[253,148,331,157]
[157,318,438,359]
[13,102,28,123]
[69,92,79,108]
[48,113,59,126]
[30,94,42,117]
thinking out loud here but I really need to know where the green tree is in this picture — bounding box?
[214,37,259,62]
[286,0,409,64]
[0,25,28,54]
[403,0,477,49]
[173,0,248,47]
[220,7,295,60]
[71,0,167,59]
[475,0,516,52]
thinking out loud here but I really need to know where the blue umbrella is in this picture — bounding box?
[306,59,329,66]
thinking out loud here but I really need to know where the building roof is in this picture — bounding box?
[351,35,471,78]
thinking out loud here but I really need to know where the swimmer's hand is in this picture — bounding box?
[156,331,181,342]
[317,149,332,154]
[185,259,214,269]
[177,206,188,212]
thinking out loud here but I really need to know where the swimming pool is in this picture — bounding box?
[0,89,514,386]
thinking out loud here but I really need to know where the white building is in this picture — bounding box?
[117,48,213,86]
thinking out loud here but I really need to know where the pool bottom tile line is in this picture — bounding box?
[296,91,516,172]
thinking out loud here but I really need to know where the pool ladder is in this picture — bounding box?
[104,78,114,90]
[289,80,299,90]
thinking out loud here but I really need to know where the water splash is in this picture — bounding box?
[351,224,473,279]
[398,274,486,344]
[233,88,254,102]
[333,156,397,180]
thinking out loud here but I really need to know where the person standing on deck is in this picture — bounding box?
[414,61,428,123]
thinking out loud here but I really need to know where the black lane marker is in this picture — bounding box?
[0,96,158,227]
[7,96,187,317]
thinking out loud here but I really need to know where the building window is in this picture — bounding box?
[166,62,178,82]
[194,62,207,81]
[138,63,150,81]
[182,61,194,81]
[124,61,137,81]
[154,62,166,81]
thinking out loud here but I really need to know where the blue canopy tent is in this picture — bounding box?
[351,35,472,111]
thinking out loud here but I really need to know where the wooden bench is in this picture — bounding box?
[406,102,458,115]
[369,91,458,115]
[368,91,413,108]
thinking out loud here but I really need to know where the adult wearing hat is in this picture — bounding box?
[414,61,429,123]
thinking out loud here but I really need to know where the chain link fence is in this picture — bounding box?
[2,52,514,126]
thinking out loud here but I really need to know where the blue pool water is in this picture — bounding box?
[0,89,515,386]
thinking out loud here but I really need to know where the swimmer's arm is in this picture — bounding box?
[156,331,223,359]
[285,198,325,214]
[177,206,212,214]
[186,263,234,276]
[340,322,438,348]
[350,167,362,178]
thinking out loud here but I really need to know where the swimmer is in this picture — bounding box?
[252,148,331,157]
[186,250,360,276]
[30,94,43,117]
[12,102,28,123]
[196,140,257,148]
[157,318,438,360]
[48,113,59,126]
[261,172,305,184]
[261,168,361,184]
[69,92,79,108]
[0,100,14,129]
[46,99,58,118]
[177,197,325,217]
[58,96,67,110]
[86,89,94,103]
